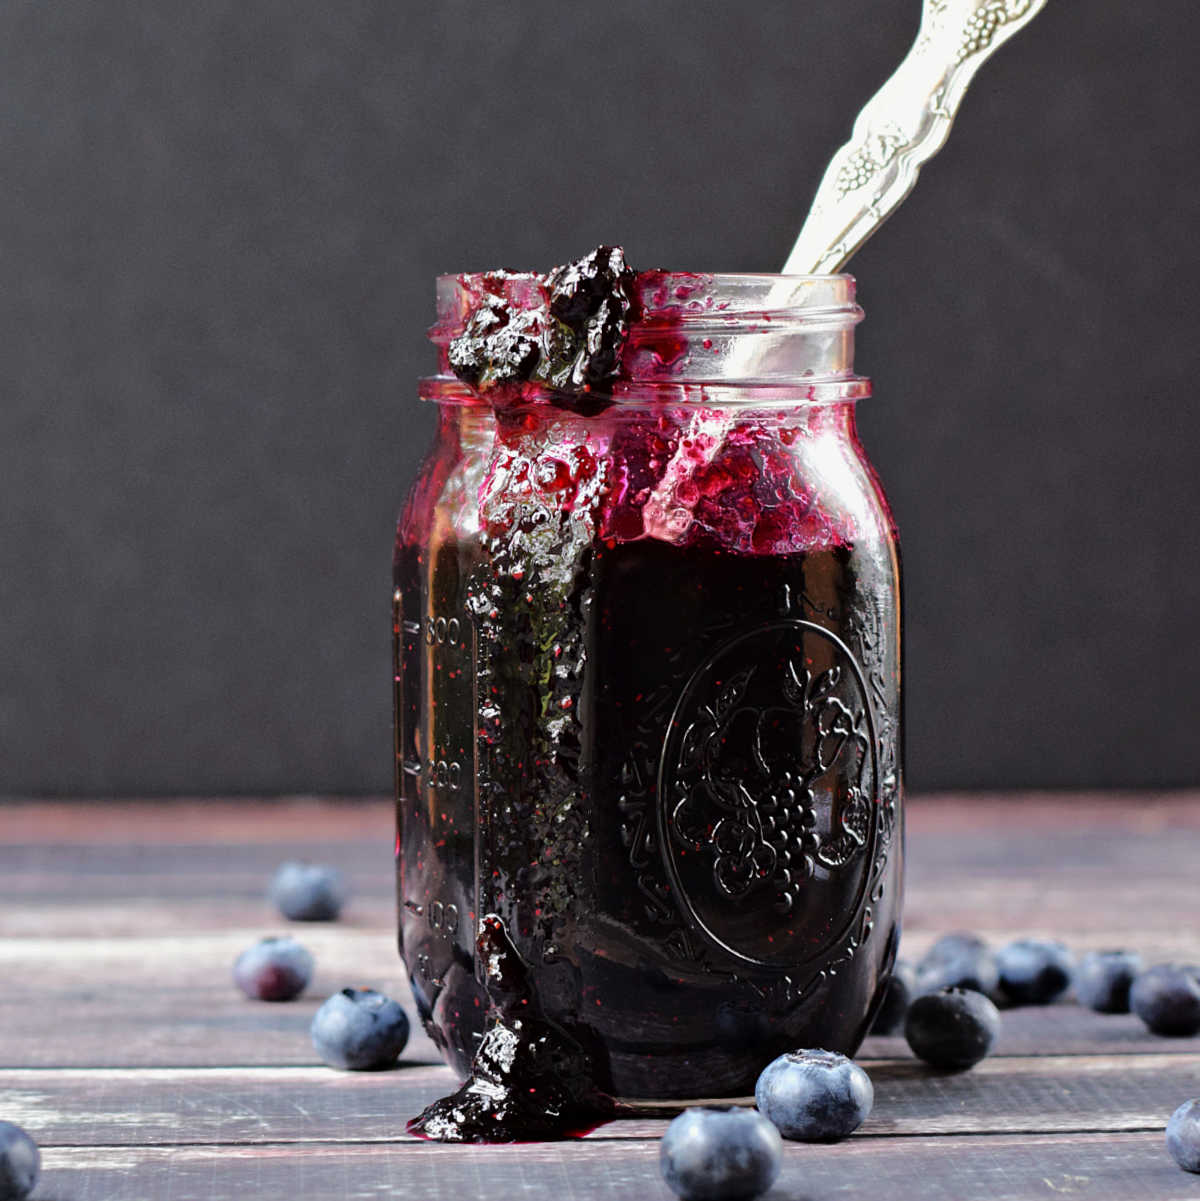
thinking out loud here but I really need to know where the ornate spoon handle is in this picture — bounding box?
[783,0,1049,276]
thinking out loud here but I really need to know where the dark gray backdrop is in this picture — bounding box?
[3,1,1197,797]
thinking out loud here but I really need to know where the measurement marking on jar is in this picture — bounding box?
[428,900,460,936]
[425,616,463,647]
[426,758,462,792]
[403,619,422,636]
[402,759,423,778]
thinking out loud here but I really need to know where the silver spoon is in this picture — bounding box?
[783,0,1050,276]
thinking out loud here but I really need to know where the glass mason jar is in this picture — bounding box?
[394,271,902,1101]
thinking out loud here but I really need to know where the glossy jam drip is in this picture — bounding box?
[407,916,614,1143]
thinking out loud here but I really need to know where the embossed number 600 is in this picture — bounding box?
[424,616,462,646]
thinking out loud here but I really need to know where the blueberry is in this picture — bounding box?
[1167,1098,1200,1173]
[233,935,314,1001]
[871,959,917,1034]
[311,987,411,1070]
[0,1122,38,1201]
[446,247,638,403]
[995,938,1074,1005]
[659,1106,781,1201]
[1130,964,1200,1036]
[916,932,999,996]
[269,861,347,921]
[1073,949,1143,1013]
[543,246,637,390]
[905,986,1001,1070]
[754,1048,873,1142]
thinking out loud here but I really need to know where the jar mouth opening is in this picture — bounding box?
[432,271,861,334]
[428,270,865,397]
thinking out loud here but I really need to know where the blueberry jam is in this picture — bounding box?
[395,255,902,1141]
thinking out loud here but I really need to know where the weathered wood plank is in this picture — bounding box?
[4,793,1197,847]
[861,1003,1200,1060]
[4,1053,1199,1147]
[0,798,394,845]
[2,882,1194,953]
[0,843,394,905]
[0,923,1197,1068]
[0,928,443,1068]
[29,1131,1197,1201]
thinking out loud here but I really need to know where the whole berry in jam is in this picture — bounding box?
[1073,949,1143,1013]
[1130,964,1200,1036]
[659,1106,782,1201]
[269,861,347,922]
[542,246,637,390]
[916,932,999,996]
[446,247,638,404]
[0,1122,39,1201]
[233,935,314,1001]
[995,938,1074,1006]
[754,1049,873,1142]
[311,987,410,1070]
[447,292,541,390]
[1166,1098,1200,1173]
[871,959,918,1035]
[905,986,1000,1070]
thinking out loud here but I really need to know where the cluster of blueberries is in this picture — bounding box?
[874,933,1200,1039]
[231,862,413,1072]
[659,934,1200,1200]
[874,927,1200,1042]
[660,1050,873,1201]
[0,863,413,1201]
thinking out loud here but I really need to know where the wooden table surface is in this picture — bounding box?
[3,794,1199,1200]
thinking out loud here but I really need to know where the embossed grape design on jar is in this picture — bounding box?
[393,264,902,1106]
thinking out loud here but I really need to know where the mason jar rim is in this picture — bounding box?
[426,270,867,400]
[431,271,862,332]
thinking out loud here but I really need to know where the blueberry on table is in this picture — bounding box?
[1073,949,1143,1013]
[871,959,917,1034]
[905,986,1001,1070]
[269,861,347,921]
[311,988,410,1070]
[754,1049,873,1142]
[1130,964,1200,1036]
[233,935,314,1001]
[659,1106,781,1201]
[0,1121,39,1201]
[1167,1098,1200,1173]
[995,938,1074,1005]
[916,932,999,996]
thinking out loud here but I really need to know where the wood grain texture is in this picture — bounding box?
[1,971,1196,1069]
[4,1053,1198,1146]
[29,1132,1199,1201]
[2,794,1198,1201]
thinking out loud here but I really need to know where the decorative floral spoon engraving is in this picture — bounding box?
[783,0,1049,275]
